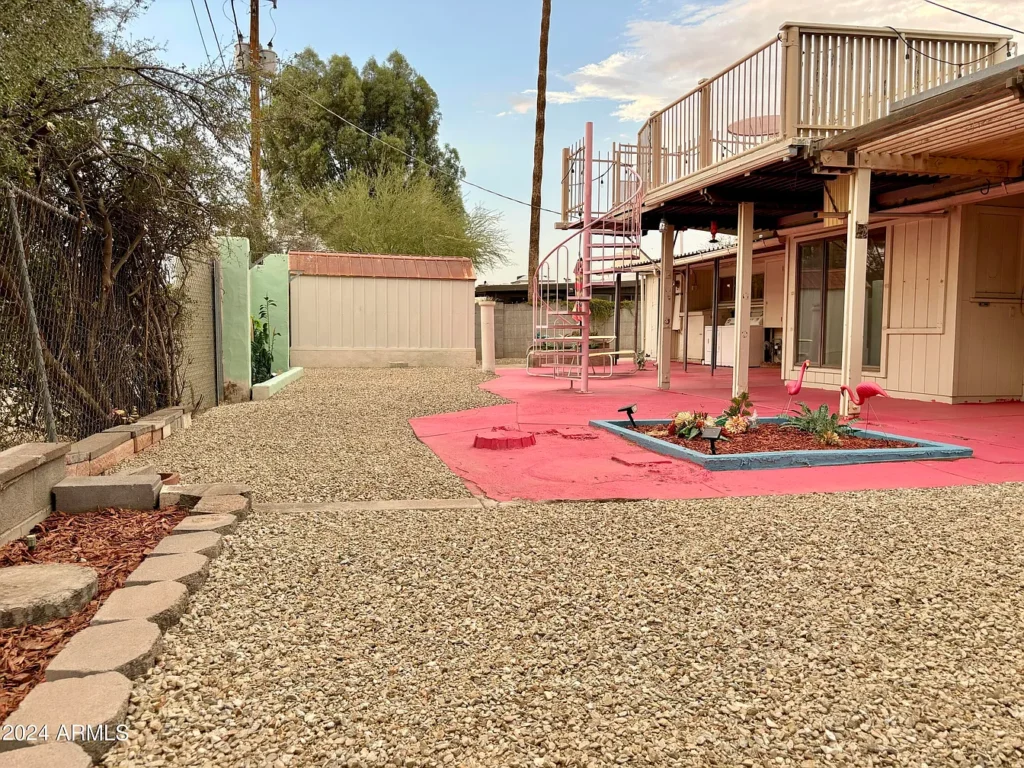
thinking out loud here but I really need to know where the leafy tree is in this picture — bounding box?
[264,49,463,201]
[0,0,250,424]
[299,168,509,271]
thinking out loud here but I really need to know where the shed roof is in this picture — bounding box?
[289,252,476,281]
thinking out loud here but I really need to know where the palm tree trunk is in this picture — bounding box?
[527,0,551,303]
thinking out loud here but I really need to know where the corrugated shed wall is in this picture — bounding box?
[289,275,476,367]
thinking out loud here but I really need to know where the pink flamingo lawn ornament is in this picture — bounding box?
[840,382,890,428]
[784,359,810,414]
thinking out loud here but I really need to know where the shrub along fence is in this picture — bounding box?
[0,186,222,450]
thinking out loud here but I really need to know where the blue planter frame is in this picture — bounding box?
[590,416,972,471]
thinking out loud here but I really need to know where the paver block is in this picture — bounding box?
[172,513,238,535]
[0,741,92,767]
[159,483,209,509]
[192,493,250,520]
[133,430,155,452]
[149,531,223,559]
[91,581,189,632]
[104,423,154,438]
[204,482,252,500]
[124,553,209,593]
[0,564,97,628]
[65,432,130,465]
[53,475,161,513]
[45,619,162,681]
[0,671,131,758]
[87,438,136,475]
[0,442,71,486]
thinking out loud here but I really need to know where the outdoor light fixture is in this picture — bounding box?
[658,218,667,232]
[701,425,722,454]
[618,403,638,428]
[709,221,719,244]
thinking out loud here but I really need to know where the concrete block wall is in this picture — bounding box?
[177,256,220,412]
[475,302,638,361]
[0,443,70,546]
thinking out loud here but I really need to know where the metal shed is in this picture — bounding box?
[288,252,477,368]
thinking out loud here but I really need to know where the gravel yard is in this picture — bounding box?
[104,484,1024,767]
[114,368,505,503]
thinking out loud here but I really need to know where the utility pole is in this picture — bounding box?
[249,0,261,208]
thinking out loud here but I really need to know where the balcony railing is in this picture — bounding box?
[561,140,640,222]
[562,22,1015,221]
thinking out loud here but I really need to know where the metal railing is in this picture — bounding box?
[561,22,1015,212]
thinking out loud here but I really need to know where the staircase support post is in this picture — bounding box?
[579,121,594,394]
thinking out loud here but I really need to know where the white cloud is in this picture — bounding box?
[538,0,1024,123]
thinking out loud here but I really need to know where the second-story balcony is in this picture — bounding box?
[560,21,1016,225]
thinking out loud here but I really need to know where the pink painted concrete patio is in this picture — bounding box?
[411,364,1024,502]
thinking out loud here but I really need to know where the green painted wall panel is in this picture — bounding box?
[249,253,290,374]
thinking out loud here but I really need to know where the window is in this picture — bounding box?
[795,231,886,368]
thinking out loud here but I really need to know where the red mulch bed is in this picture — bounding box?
[0,508,186,721]
[633,423,913,455]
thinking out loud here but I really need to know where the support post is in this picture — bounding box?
[733,202,754,397]
[657,223,675,390]
[6,189,57,441]
[249,0,261,208]
[711,258,720,376]
[612,272,622,353]
[579,121,594,394]
[682,265,690,372]
[479,300,496,374]
[840,168,872,417]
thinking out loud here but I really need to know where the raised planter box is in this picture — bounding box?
[590,417,973,471]
[252,366,304,401]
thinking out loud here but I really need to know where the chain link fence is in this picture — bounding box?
[0,186,219,451]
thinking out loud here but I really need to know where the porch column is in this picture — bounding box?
[840,168,872,417]
[733,202,754,397]
[657,223,675,390]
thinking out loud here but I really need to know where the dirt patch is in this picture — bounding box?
[634,423,913,454]
[0,508,186,720]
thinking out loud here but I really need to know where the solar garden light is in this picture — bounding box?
[701,425,722,455]
[618,403,638,428]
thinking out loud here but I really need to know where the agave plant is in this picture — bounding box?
[782,403,857,445]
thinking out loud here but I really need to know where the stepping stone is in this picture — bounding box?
[0,741,91,767]
[0,564,97,628]
[90,581,189,632]
[124,553,209,593]
[52,475,162,513]
[172,513,238,535]
[0,672,131,759]
[148,531,223,559]
[192,493,250,520]
[45,619,162,681]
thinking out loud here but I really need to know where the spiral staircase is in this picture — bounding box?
[529,123,646,392]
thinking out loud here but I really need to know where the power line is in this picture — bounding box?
[922,0,1024,36]
[279,82,562,216]
[189,0,212,63]
[227,0,242,38]
[886,26,1014,68]
[203,0,230,71]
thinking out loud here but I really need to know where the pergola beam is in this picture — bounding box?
[815,149,1021,179]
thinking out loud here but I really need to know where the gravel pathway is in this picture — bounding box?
[104,484,1024,767]
[114,368,505,503]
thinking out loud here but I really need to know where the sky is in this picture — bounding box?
[126,1,1024,284]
